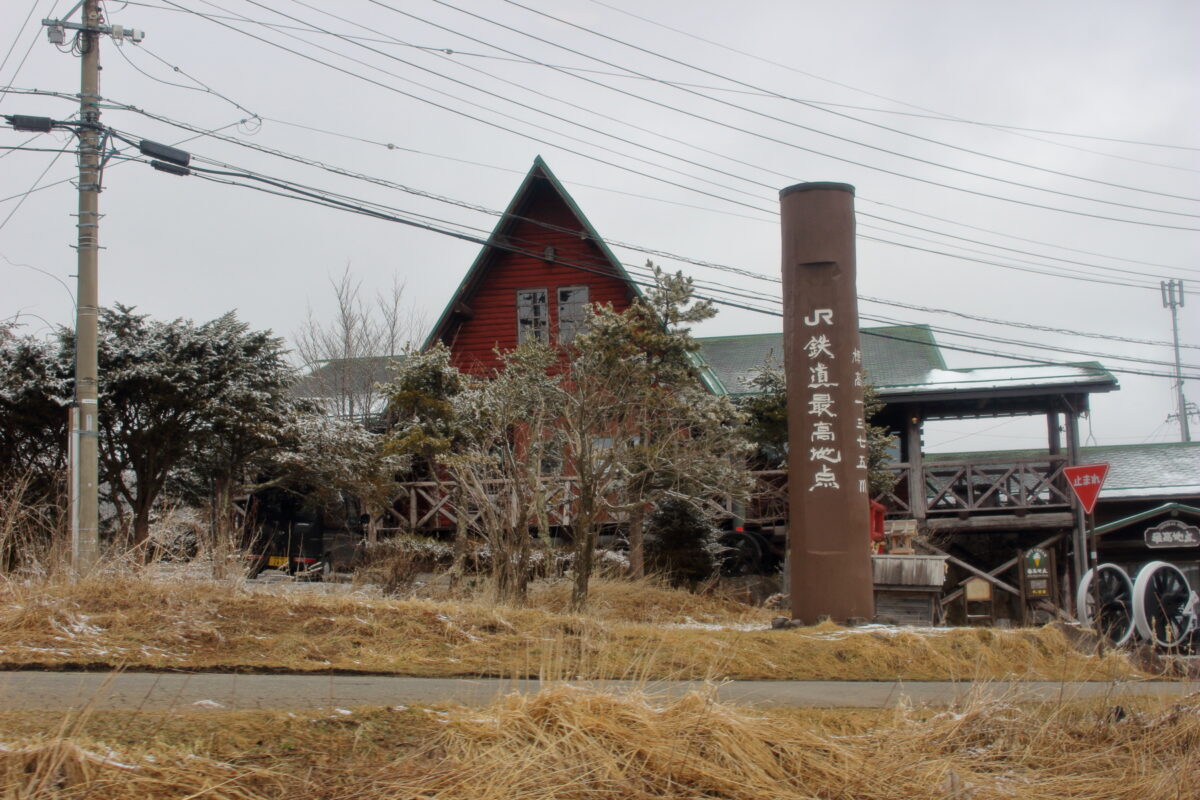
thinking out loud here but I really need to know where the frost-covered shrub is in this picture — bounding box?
[356,536,455,595]
[644,499,722,587]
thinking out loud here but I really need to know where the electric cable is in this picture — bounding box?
[413,0,1200,227]
[0,0,41,79]
[245,103,1195,277]
[581,0,1200,168]
[0,137,73,234]
[159,0,781,216]
[125,3,1200,276]
[107,99,1187,292]
[498,0,1199,205]
[108,137,1195,380]
[110,35,261,122]
[0,0,59,109]
[267,0,1199,285]
[859,312,1198,371]
[859,295,1197,351]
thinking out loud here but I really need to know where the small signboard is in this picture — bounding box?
[1022,547,1053,597]
[1145,520,1200,549]
[1063,463,1109,514]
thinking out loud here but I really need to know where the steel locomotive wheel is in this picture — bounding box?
[1132,561,1196,648]
[1075,564,1135,646]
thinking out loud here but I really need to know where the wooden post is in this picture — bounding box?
[781,182,873,624]
[905,413,926,521]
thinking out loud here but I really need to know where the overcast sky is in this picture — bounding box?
[2,0,1197,452]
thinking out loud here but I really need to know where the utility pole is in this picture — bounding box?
[36,1,144,572]
[1161,279,1191,443]
[71,0,103,573]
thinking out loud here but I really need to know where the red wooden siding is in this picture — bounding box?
[440,178,635,375]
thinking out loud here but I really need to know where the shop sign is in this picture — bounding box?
[1144,520,1200,549]
[1022,547,1052,597]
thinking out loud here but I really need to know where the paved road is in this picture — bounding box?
[1,671,1196,711]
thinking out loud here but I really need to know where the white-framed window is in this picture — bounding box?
[517,288,548,344]
[557,285,589,344]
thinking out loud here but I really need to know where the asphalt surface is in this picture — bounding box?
[1,671,1196,711]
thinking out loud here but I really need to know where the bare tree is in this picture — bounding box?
[444,344,560,605]
[293,266,424,423]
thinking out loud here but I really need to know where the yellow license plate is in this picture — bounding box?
[267,556,288,567]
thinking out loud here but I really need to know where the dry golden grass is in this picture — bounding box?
[1,689,1196,799]
[407,685,1200,800]
[0,574,1143,681]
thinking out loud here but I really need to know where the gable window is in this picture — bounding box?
[517,288,548,344]
[557,285,589,344]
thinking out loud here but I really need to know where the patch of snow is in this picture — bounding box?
[660,619,762,632]
[191,699,224,709]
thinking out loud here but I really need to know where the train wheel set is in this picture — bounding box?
[1076,561,1199,648]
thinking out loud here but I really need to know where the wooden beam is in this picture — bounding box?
[916,540,1020,598]
[924,512,1073,532]
[938,531,1066,606]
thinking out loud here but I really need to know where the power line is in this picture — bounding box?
[0,0,58,109]
[262,0,1199,284]
[274,0,795,200]
[1,251,75,306]
[158,0,779,217]
[138,6,1200,279]
[109,102,1173,295]
[121,0,1200,175]
[860,195,1197,274]
[500,0,1198,205]
[105,131,1195,380]
[859,295,1198,351]
[173,0,1200,236]
[860,312,1199,371]
[246,103,1194,280]
[418,0,1200,228]
[581,0,1200,170]
[856,218,1161,288]
[0,1,41,78]
[0,137,73,234]
[10,94,1177,305]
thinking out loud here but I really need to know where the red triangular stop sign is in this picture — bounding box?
[1063,463,1109,514]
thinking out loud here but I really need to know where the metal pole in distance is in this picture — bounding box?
[1088,512,1104,652]
[1162,280,1190,443]
[781,182,874,624]
[1065,404,1086,607]
[72,0,103,573]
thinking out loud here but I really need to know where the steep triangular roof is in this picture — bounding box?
[423,157,641,349]
[423,157,723,392]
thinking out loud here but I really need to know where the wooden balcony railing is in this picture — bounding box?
[876,455,1073,518]
[385,456,1073,535]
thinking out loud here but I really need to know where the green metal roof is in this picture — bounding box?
[695,325,1117,405]
[696,325,946,397]
[929,442,1200,500]
[1095,502,1200,536]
